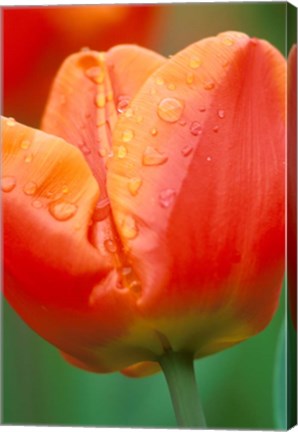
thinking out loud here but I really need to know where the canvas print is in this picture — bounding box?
[1,2,297,430]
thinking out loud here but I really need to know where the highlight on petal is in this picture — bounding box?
[2,117,162,373]
[108,31,285,356]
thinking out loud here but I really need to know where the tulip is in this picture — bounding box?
[2,32,285,427]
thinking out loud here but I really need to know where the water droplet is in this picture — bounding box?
[217,109,225,119]
[159,188,176,208]
[181,145,193,157]
[117,145,127,159]
[204,81,215,90]
[122,129,134,143]
[190,121,202,136]
[251,38,258,46]
[1,176,16,192]
[23,181,37,196]
[49,201,77,221]
[121,215,138,239]
[20,139,31,150]
[157,98,184,123]
[213,126,219,133]
[151,127,158,136]
[222,37,234,46]
[24,154,33,163]
[199,107,206,112]
[155,76,164,86]
[167,83,176,90]
[104,239,118,254]
[95,93,106,108]
[6,117,16,127]
[80,144,91,155]
[189,56,201,69]
[128,177,142,196]
[32,199,43,209]
[106,92,113,102]
[121,266,132,276]
[143,146,168,166]
[98,148,107,157]
[207,156,212,162]
[136,115,143,124]
[129,280,142,293]
[117,96,130,113]
[85,66,104,84]
[62,185,69,194]
[186,72,194,85]
[124,108,134,118]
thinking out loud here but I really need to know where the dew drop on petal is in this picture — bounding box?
[23,181,37,196]
[136,115,143,124]
[98,148,107,157]
[157,98,184,123]
[189,56,201,69]
[181,144,194,157]
[85,66,105,84]
[124,108,134,118]
[213,126,219,133]
[20,139,31,150]
[6,117,16,127]
[121,215,138,239]
[186,72,194,85]
[217,109,225,119]
[117,145,127,159]
[159,188,176,208]
[95,93,106,108]
[62,185,69,194]
[24,154,33,163]
[129,280,142,293]
[117,96,130,113]
[143,146,168,166]
[1,176,16,192]
[155,76,164,86]
[80,144,91,155]
[167,83,176,90]
[32,199,43,209]
[222,37,234,46]
[204,81,215,90]
[121,266,132,276]
[128,177,142,196]
[151,127,158,136]
[122,129,134,143]
[199,107,206,112]
[207,156,212,162]
[190,121,202,136]
[49,201,77,221]
[104,239,118,253]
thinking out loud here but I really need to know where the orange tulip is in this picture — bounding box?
[2,32,285,379]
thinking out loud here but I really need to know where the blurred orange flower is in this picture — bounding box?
[2,32,285,377]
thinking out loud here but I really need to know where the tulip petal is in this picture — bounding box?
[2,117,163,372]
[108,32,285,355]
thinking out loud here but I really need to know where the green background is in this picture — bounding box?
[2,2,295,429]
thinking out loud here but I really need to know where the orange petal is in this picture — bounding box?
[41,46,165,252]
[122,361,160,378]
[108,32,285,355]
[2,117,161,372]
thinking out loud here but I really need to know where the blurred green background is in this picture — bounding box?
[2,2,295,429]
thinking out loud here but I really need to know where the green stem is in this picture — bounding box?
[159,351,206,429]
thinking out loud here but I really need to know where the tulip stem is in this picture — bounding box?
[159,350,206,429]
